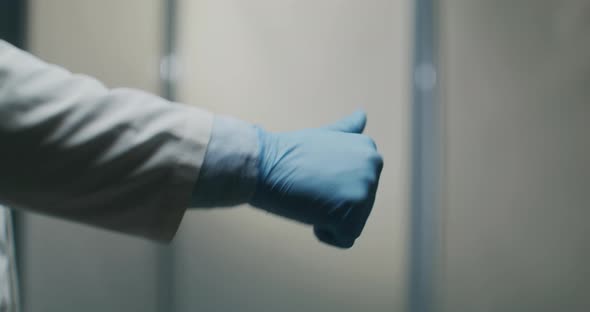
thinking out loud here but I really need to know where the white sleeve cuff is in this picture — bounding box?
[191,115,259,208]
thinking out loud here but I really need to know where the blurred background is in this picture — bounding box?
[1,0,589,312]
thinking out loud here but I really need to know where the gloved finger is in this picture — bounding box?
[351,186,379,238]
[346,163,383,238]
[323,110,367,134]
[314,225,355,249]
[323,167,383,246]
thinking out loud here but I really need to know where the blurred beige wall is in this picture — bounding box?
[23,1,163,312]
[28,0,162,90]
[173,1,410,311]
[441,1,590,311]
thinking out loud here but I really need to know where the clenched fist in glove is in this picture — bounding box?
[250,111,383,248]
[194,110,383,248]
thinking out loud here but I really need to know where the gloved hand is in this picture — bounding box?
[250,111,383,248]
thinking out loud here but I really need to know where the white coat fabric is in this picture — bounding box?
[0,39,218,310]
[0,207,18,312]
[0,39,214,241]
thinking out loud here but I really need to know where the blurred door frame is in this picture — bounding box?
[410,0,443,312]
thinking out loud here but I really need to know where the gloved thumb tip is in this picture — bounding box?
[324,110,367,134]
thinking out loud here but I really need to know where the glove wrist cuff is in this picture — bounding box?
[191,115,259,207]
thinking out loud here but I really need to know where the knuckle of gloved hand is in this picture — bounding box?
[339,235,357,248]
[374,153,384,171]
[344,186,370,205]
[361,135,377,149]
[362,161,381,184]
[328,224,356,239]
[341,227,363,246]
[321,213,365,248]
[361,151,383,172]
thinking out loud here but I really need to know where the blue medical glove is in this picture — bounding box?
[250,111,383,248]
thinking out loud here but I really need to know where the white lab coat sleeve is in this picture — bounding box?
[0,40,213,242]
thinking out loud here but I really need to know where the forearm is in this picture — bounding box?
[0,40,213,241]
[0,40,382,248]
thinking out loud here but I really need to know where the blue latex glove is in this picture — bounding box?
[250,111,383,248]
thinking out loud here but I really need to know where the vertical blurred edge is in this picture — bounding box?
[409,0,443,312]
